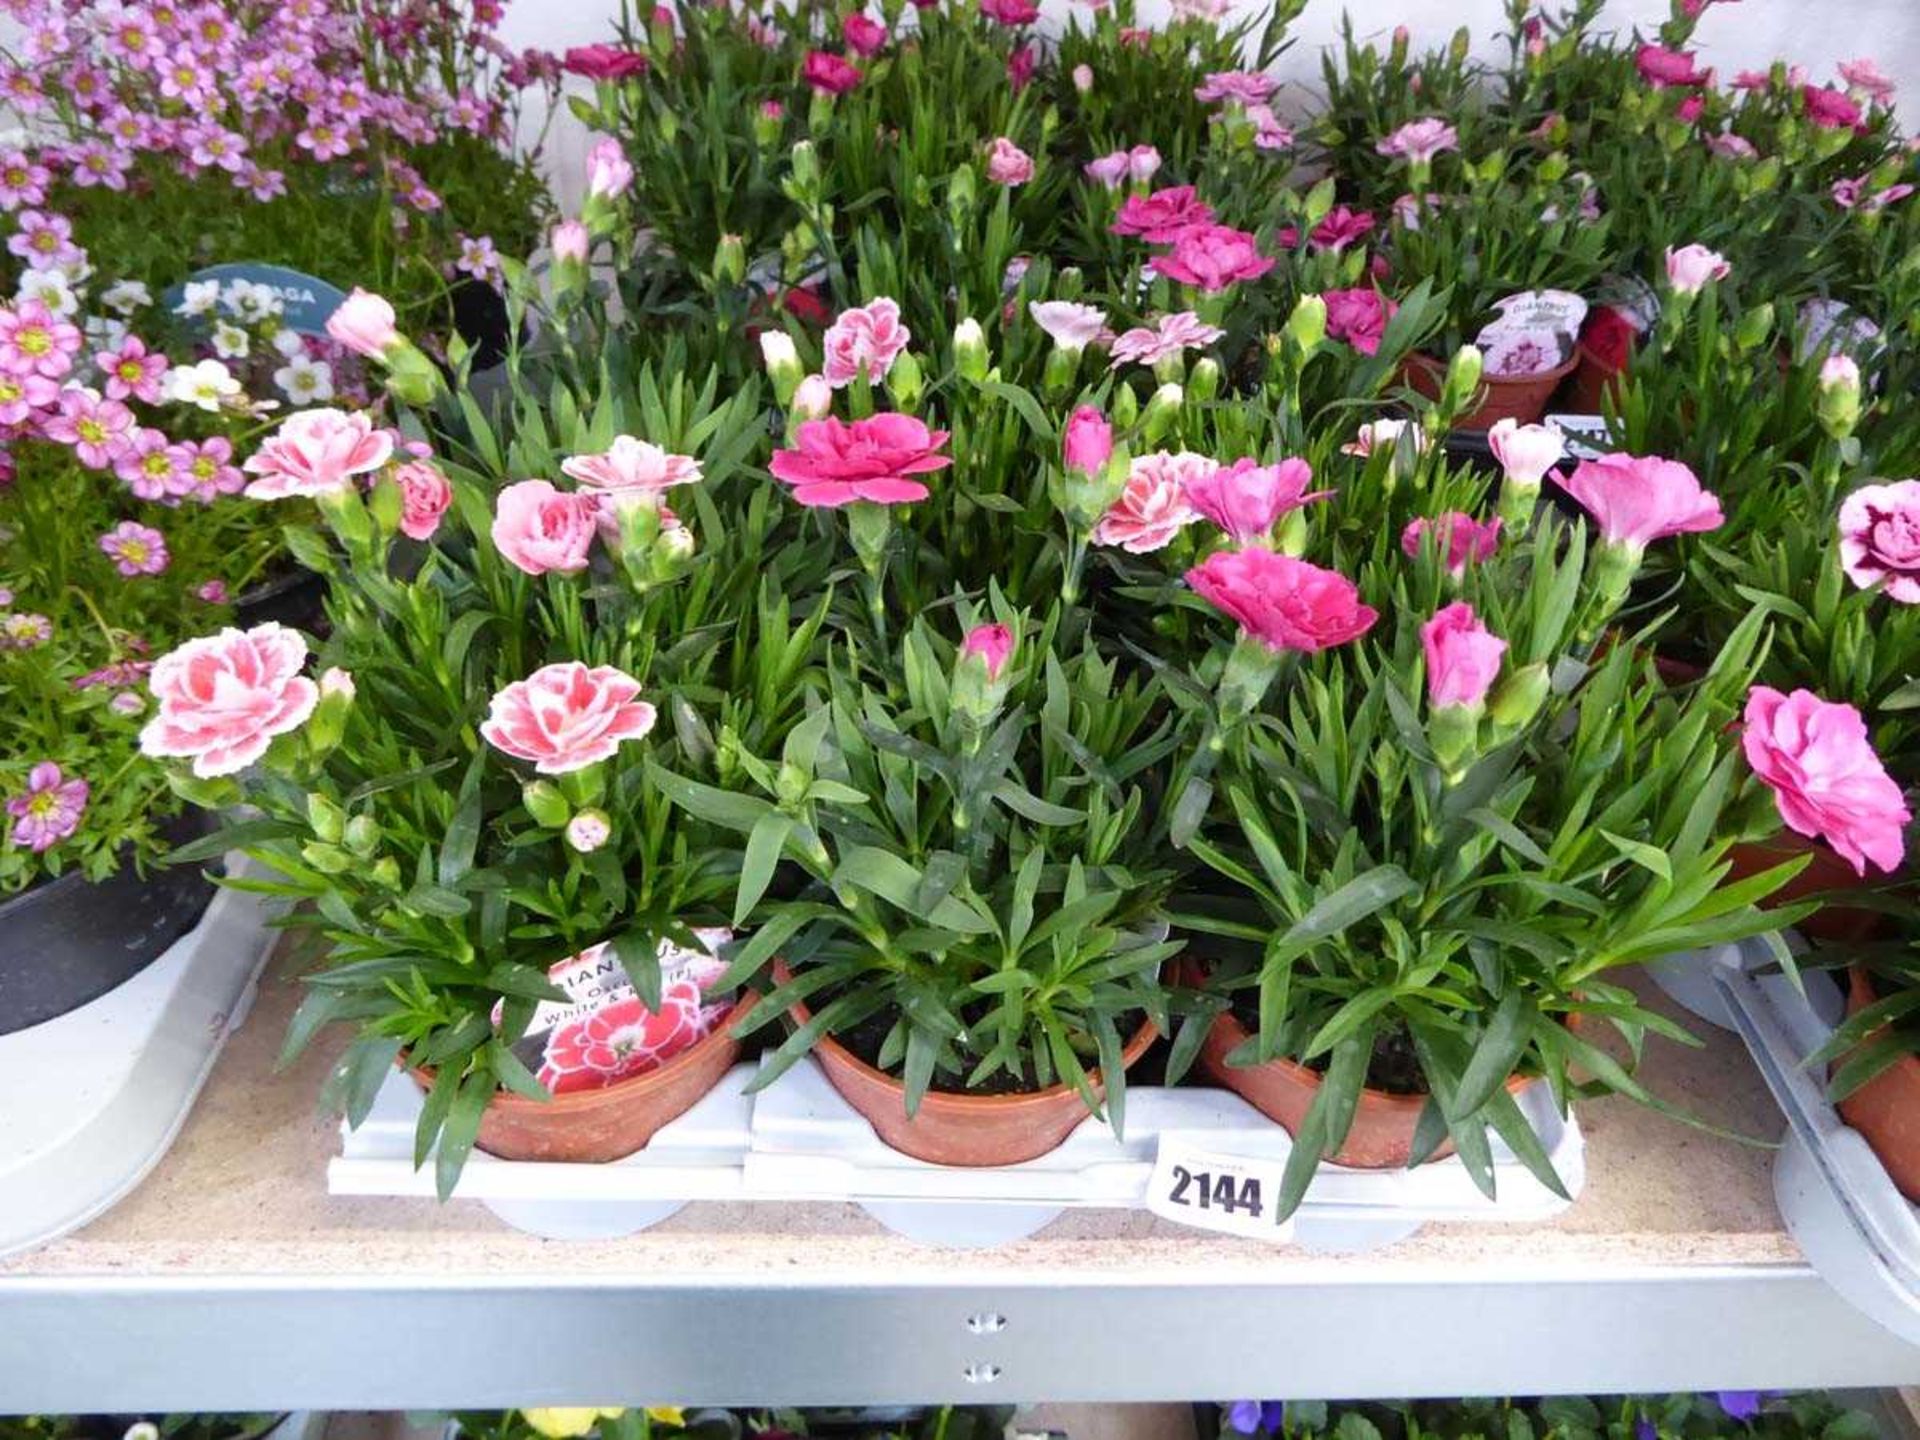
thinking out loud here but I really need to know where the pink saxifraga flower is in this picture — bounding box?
[97,334,167,403]
[172,436,244,501]
[140,623,321,779]
[822,298,911,388]
[1186,549,1378,653]
[6,761,88,853]
[769,413,951,508]
[1092,451,1209,553]
[43,389,136,470]
[1184,457,1329,546]
[0,299,81,379]
[1743,687,1908,875]
[480,661,658,775]
[99,520,170,577]
[1553,453,1724,552]
[243,408,395,500]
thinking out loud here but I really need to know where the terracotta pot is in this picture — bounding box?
[410,990,753,1163]
[1724,834,1894,943]
[774,961,1158,1166]
[1834,965,1920,1203]
[1191,965,1553,1169]
[1399,351,1579,432]
[1558,338,1628,415]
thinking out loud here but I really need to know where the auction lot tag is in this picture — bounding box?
[1147,1135,1296,1242]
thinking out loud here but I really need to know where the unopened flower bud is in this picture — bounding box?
[1189,356,1221,402]
[1287,294,1328,351]
[953,317,989,382]
[1734,302,1775,352]
[306,666,356,752]
[307,792,346,845]
[565,809,611,853]
[790,139,820,189]
[344,814,380,858]
[1072,63,1094,93]
[760,330,803,405]
[1063,405,1112,475]
[713,233,746,287]
[523,780,572,829]
[753,99,785,146]
[953,621,1017,730]
[792,372,832,420]
[1818,353,1862,438]
[1142,382,1183,444]
[1441,345,1484,412]
[1486,661,1551,732]
[889,348,924,407]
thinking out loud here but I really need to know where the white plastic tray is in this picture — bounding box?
[332,1050,1585,1248]
[1709,941,1920,1345]
[0,857,280,1257]
[743,1054,1585,1249]
[329,1061,755,1239]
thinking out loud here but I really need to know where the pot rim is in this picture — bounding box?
[0,810,216,920]
[772,957,1158,1112]
[1847,963,1920,1083]
[410,987,756,1115]
[1184,958,1547,1106]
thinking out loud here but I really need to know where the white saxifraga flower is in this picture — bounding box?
[274,354,335,404]
[165,358,241,412]
[175,278,220,317]
[211,320,250,359]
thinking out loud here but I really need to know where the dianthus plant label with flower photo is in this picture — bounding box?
[162,263,351,337]
[491,929,734,1096]
[1147,1135,1297,1243]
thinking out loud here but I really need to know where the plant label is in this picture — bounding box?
[490,929,733,1096]
[1146,1134,1297,1243]
[1488,288,1589,339]
[161,262,352,337]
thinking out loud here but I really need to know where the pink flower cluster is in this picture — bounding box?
[0,0,557,212]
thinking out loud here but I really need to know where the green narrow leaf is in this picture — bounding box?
[736,811,796,925]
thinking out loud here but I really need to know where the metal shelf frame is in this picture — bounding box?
[5,1260,1920,1411]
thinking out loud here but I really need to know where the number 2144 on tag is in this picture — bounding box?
[1146,1138,1297,1242]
